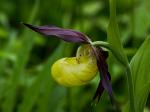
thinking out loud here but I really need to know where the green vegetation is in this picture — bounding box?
[0,0,150,112]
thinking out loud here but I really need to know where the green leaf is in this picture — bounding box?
[107,1,135,112]
[130,36,150,112]
[107,0,128,66]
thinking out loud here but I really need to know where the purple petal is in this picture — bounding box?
[22,23,90,43]
[93,81,104,102]
[92,46,114,104]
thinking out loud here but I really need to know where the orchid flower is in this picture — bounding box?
[23,23,114,104]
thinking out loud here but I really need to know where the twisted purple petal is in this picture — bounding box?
[92,46,114,104]
[22,23,90,43]
[93,81,104,102]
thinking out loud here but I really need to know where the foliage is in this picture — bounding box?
[0,0,150,112]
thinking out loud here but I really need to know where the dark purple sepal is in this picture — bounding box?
[93,81,104,102]
[92,46,114,104]
[22,23,90,43]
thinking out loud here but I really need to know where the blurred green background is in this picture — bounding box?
[0,0,150,112]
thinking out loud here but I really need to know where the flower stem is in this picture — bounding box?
[126,65,135,112]
[91,41,110,49]
[92,41,135,112]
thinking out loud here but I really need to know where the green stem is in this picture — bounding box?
[91,41,110,49]
[131,0,135,38]
[92,41,135,112]
[126,65,135,112]
[109,0,116,20]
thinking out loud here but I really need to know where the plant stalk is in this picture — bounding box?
[91,41,110,49]
[126,65,135,112]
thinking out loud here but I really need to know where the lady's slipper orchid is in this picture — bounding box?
[23,23,114,104]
